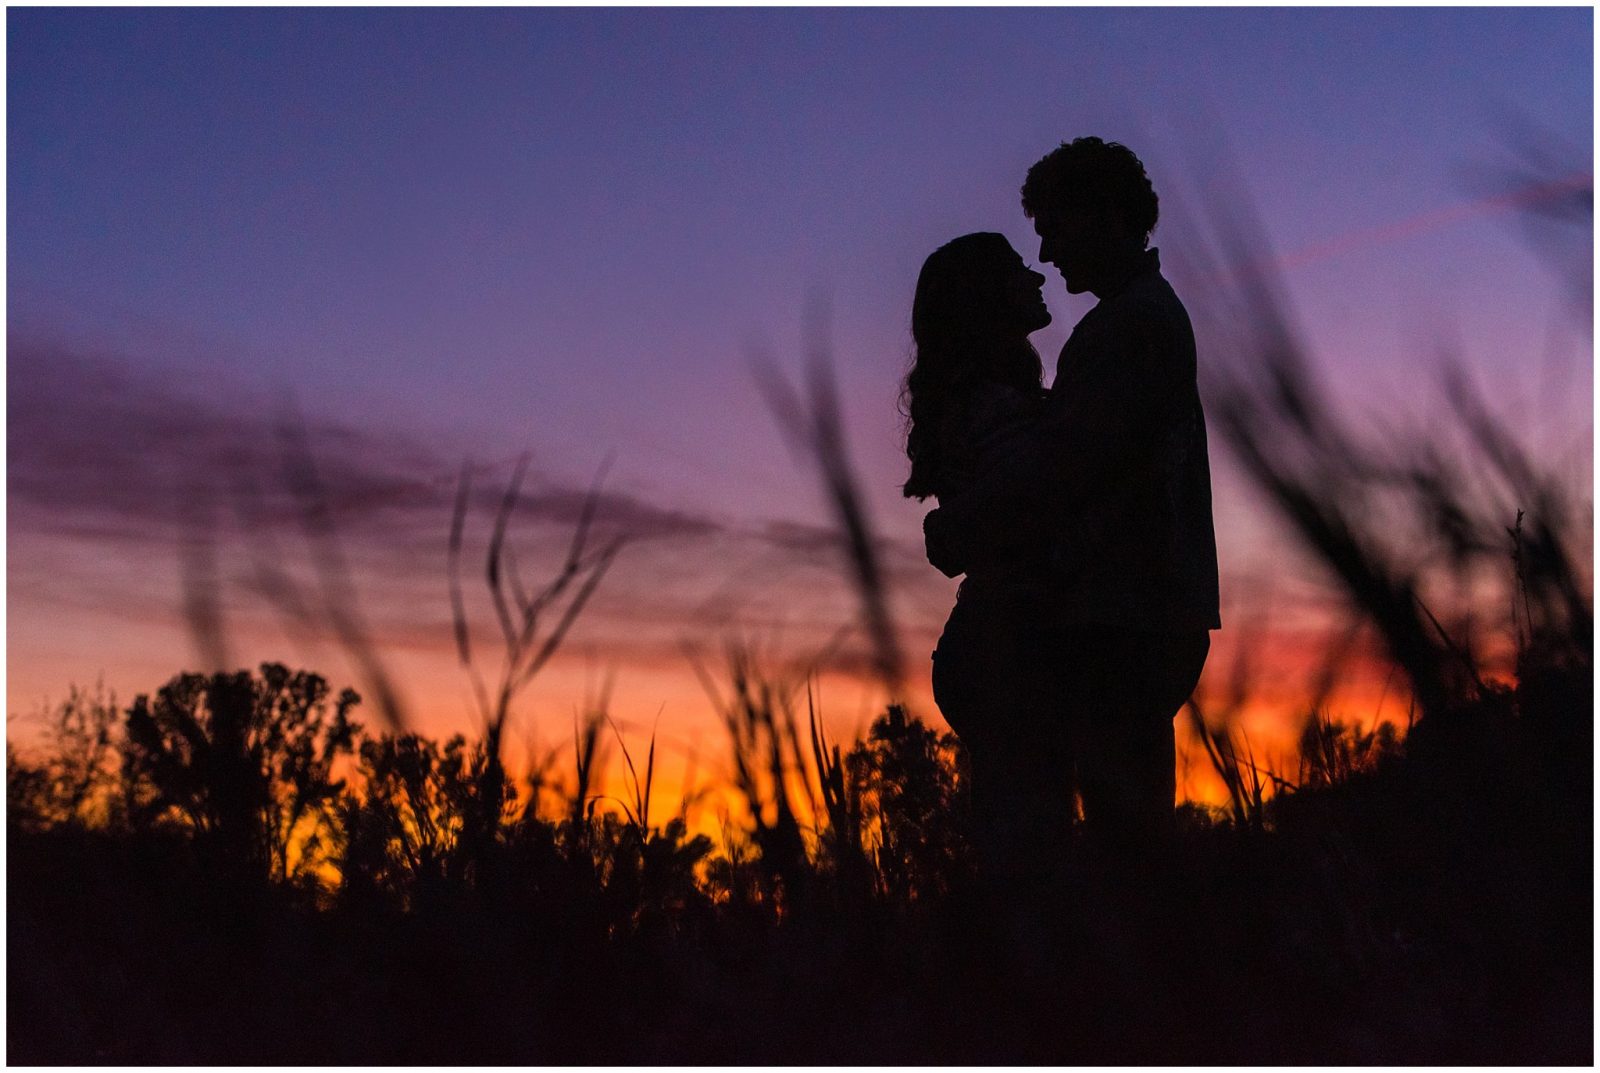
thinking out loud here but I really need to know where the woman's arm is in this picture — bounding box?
[926,307,1191,577]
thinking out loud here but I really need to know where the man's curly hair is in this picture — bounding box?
[1020,137,1159,243]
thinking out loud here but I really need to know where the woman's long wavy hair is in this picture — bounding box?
[901,232,1044,501]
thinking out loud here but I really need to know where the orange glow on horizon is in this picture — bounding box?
[7,605,1426,833]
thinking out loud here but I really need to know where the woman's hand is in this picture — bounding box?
[923,507,967,578]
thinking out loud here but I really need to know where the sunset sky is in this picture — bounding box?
[8,8,1592,802]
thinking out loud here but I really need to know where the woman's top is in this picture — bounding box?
[934,378,1054,613]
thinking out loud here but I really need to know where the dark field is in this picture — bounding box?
[7,631,1591,1064]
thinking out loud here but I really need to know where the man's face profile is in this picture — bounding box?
[1034,205,1095,295]
[1034,202,1129,296]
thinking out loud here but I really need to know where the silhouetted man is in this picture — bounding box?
[925,137,1219,862]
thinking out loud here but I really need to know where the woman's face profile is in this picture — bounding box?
[1000,251,1052,336]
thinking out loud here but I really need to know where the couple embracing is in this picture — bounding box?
[902,137,1220,891]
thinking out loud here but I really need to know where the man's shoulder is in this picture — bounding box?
[1116,265,1189,321]
[1093,269,1193,357]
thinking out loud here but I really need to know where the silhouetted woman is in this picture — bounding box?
[901,232,1066,894]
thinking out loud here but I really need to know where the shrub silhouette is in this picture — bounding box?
[120,663,360,888]
[336,732,477,909]
[845,704,971,902]
[7,683,121,832]
[1297,710,1402,791]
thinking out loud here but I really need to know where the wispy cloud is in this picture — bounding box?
[9,333,948,713]
[9,336,733,545]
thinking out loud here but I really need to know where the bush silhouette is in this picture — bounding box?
[845,704,971,902]
[120,663,360,889]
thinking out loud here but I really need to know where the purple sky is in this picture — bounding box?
[8,8,1592,762]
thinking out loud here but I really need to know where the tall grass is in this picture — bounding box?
[445,452,625,882]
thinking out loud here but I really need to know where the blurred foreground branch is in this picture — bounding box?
[752,293,906,702]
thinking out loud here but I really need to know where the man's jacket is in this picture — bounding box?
[924,248,1221,633]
